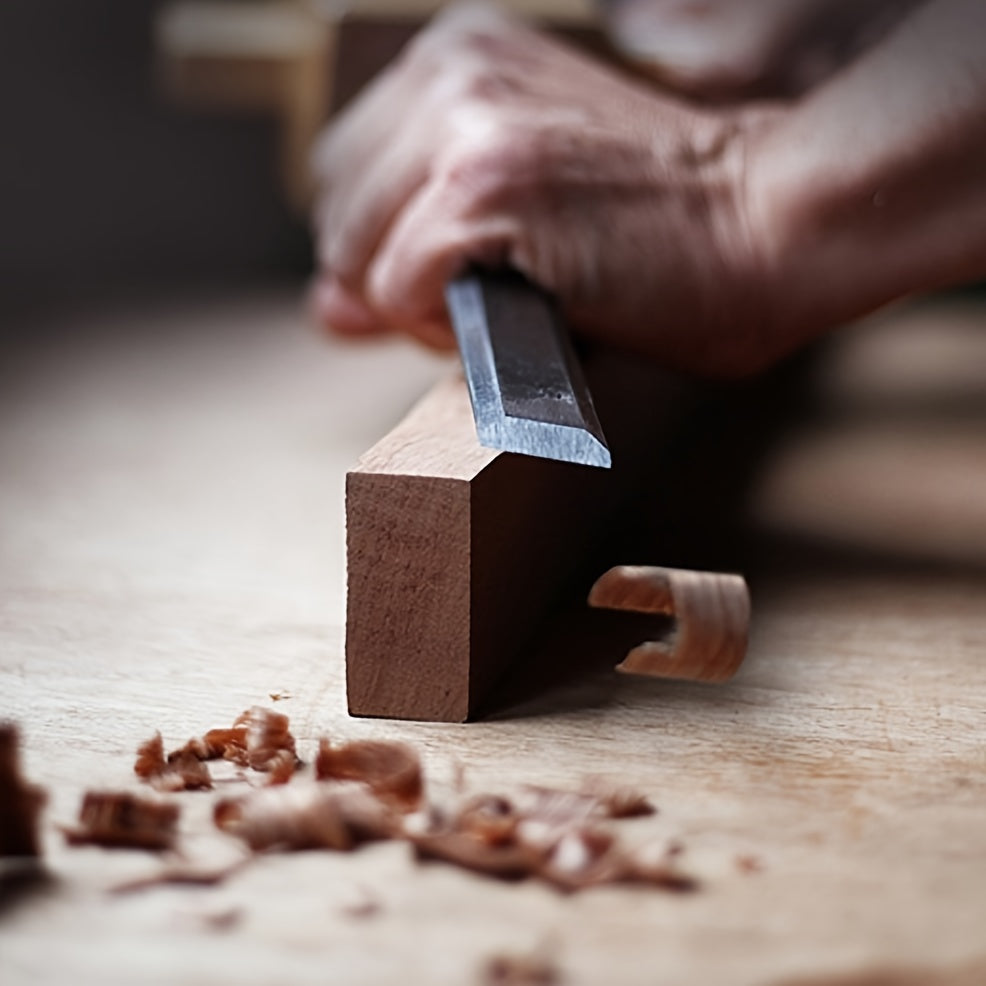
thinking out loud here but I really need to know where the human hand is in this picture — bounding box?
[599,0,919,100]
[311,3,778,376]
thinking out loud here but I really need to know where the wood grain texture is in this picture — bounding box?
[346,358,690,721]
[1,290,985,986]
[588,565,750,682]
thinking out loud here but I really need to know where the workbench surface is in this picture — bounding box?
[2,288,985,986]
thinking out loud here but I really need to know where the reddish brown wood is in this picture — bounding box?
[345,355,687,722]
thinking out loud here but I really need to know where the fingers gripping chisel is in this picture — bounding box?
[445,268,612,470]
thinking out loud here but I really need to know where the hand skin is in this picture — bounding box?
[312,0,986,377]
[599,0,923,100]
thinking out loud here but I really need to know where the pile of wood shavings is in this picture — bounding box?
[135,706,300,791]
[63,706,695,894]
[209,713,693,894]
[403,784,693,893]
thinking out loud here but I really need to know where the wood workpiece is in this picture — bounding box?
[345,355,691,722]
[2,290,986,986]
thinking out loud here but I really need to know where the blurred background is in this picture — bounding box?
[2,0,980,332]
[1,0,324,325]
[1,0,984,571]
[0,0,597,331]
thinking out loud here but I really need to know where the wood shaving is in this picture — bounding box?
[535,827,622,891]
[515,787,599,835]
[182,727,248,763]
[316,738,422,811]
[405,787,693,893]
[141,707,298,788]
[234,706,298,776]
[264,748,297,786]
[410,829,538,880]
[63,792,179,851]
[124,713,695,894]
[520,782,654,824]
[456,794,519,847]
[133,732,167,779]
[135,734,212,792]
[214,781,396,852]
[0,723,47,857]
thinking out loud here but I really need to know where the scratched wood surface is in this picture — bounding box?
[1,288,985,986]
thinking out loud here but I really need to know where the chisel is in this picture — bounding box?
[445,268,612,470]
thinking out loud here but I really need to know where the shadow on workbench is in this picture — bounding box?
[0,862,58,920]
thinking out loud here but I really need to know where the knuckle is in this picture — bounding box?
[439,122,544,210]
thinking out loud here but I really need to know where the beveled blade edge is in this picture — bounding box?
[446,271,612,470]
[446,275,505,434]
[478,415,612,469]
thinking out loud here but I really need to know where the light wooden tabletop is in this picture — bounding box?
[2,287,985,986]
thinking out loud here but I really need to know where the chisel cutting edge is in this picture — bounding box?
[445,267,612,469]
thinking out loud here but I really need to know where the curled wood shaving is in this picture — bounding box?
[135,733,212,792]
[410,828,537,881]
[455,794,518,847]
[316,738,422,811]
[234,706,298,776]
[144,708,299,788]
[63,792,180,851]
[406,785,695,893]
[182,727,247,763]
[134,732,167,779]
[264,748,297,787]
[535,827,621,891]
[158,749,213,792]
[0,723,47,857]
[214,781,396,852]
[515,787,599,832]
[520,782,655,824]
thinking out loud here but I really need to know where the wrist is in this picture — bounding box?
[677,103,789,376]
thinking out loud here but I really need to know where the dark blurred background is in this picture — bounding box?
[2,0,980,333]
[0,0,313,326]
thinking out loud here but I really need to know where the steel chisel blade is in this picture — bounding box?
[445,268,611,469]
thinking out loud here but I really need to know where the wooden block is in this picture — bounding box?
[346,354,692,722]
